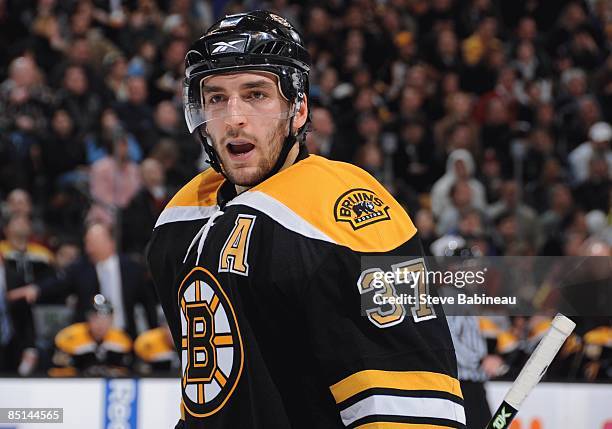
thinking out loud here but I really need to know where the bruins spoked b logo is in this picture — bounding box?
[334,188,391,230]
[178,267,244,417]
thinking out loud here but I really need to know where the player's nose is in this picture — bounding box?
[224,96,248,127]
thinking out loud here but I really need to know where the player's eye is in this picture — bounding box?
[207,94,226,105]
[247,91,267,101]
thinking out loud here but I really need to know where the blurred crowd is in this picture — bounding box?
[0,0,611,379]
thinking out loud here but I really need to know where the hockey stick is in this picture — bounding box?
[484,313,576,429]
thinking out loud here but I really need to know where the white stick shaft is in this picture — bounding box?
[504,314,576,409]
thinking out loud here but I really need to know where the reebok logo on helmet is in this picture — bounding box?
[211,39,247,54]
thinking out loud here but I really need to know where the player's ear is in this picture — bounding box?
[292,95,308,134]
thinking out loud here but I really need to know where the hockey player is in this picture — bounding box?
[50,294,132,377]
[147,10,465,429]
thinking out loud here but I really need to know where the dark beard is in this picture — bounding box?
[213,119,289,187]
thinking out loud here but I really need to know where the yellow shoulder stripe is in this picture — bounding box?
[166,168,224,208]
[529,319,552,339]
[104,329,133,351]
[155,168,225,227]
[55,323,93,354]
[27,243,54,261]
[329,370,463,404]
[584,326,612,346]
[497,332,519,354]
[0,241,10,256]
[479,317,500,336]
[135,328,174,361]
[245,155,417,252]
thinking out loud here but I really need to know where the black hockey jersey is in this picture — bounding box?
[147,153,465,429]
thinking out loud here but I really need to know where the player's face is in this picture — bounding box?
[201,72,292,187]
[89,313,113,342]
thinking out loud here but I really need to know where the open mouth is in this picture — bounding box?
[227,141,255,156]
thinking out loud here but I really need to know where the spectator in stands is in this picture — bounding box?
[113,75,155,152]
[50,294,132,377]
[434,92,477,154]
[556,68,589,146]
[431,149,486,219]
[574,156,611,213]
[568,26,605,71]
[87,127,142,225]
[56,65,103,136]
[569,121,612,184]
[7,223,157,338]
[0,215,53,375]
[511,39,551,82]
[479,148,503,203]
[540,184,574,246]
[311,66,339,109]
[437,180,478,235]
[52,238,81,273]
[0,57,51,192]
[525,158,565,214]
[2,188,34,221]
[0,215,54,284]
[354,139,385,184]
[148,137,193,189]
[461,16,504,94]
[151,100,198,177]
[115,2,162,58]
[414,209,437,255]
[393,118,438,193]
[523,128,558,183]
[102,52,129,102]
[493,211,520,254]
[562,96,602,156]
[305,106,335,158]
[479,97,514,173]
[40,109,87,192]
[487,180,540,247]
[152,100,182,142]
[431,208,490,257]
[594,55,612,121]
[66,3,121,70]
[2,188,46,241]
[0,252,39,375]
[85,108,143,164]
[397,86,425,123]
[429,28,462,74]
[121,158,172,256]
[0,55,52,106]
[150,38,188,103]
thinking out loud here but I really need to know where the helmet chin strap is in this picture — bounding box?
[258,115,299,182]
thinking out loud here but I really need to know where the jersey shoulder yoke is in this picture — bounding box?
[155,168,224,227]
[229,155,417,252]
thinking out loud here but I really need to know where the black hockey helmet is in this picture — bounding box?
[183,10,311,175]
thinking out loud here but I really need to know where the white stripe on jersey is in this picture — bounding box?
[155,205,220,228]
[339,395,466,427]
[227,191,336,244]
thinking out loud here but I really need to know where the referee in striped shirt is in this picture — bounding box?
[447,315,504,429]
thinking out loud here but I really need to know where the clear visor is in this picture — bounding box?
[183,73,296,133]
